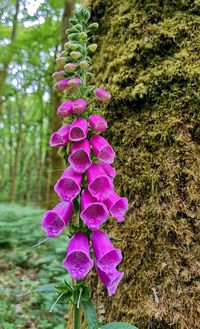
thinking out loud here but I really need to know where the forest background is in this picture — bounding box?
[0,1,200,329]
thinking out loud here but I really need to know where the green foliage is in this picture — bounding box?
[101,324,138,329]
[0,203,70,329]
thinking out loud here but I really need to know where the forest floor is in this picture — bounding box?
[0,203,70,329]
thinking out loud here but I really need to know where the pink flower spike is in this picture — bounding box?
[94,88,111,101]
[87,163,113,201]
[96,266,124,296]
[91,230,122,274]
[63,232,93,280]
[105,191,128,222]
[54,78,69,91]
[80,188,109,230]
[88,114,108,133]
[41,201,73,237]
[57,100,74,118]
[90,135,115,164]
[49,124,70,147]
[54,166,82,201]
[69,117,88,142]
[52,70,65,80]
[68,139,92,173]
[68,77,81,88]
[72,98,87,114]
[98,161,116,179]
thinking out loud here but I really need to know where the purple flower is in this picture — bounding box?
[87,163,114,201]
[88,114,108,132]
[80,188,109,230]
[72,98,87,114]
[91,230,122,274]
[68,139,92,173]
[54,78,69,91]
[90,135,115,164]
[69,117,88,142]
[54,166,82,201]
[64,63,77,73]
[41,201,73,237]
[68,77,81,88]
[96,266,124,296]
[52,70,65,80]
[98,161,116,179]
[57,100,74,118]
[105,191,128,222]
[49,124,70,147]
[94,88,111,101]
[63,231,93,280]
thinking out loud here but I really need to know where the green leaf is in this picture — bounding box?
[82,299,100,329]
[34,284,57,293]
[101,323,138,329]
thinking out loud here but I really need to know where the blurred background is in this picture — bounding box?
[0,1,78,328]
[0,1,200,329]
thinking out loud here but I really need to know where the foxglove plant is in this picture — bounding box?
[39,8,135,329]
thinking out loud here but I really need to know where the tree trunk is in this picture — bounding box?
[0,0,20,115]
[47,0,75,209]
[89,1,200,329]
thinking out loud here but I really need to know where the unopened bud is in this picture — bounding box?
[60,50,68,57]
[52,70,65,80]
[88,23,99,31]
[94,88,111,101]
[64,63,77,73]
[56,57,66,69]
[79,32,87,40]
[68,77,81,88]
[80,61,89,69]
[75,24,82,31]
[88,44,97,52]
[70,51,82,60]
[68,33,79,41]
[69,18,78,25]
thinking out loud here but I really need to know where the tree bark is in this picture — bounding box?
[89,1,200,328]
[47,0,75,209]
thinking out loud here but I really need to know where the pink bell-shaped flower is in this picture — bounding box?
[57,100,74,118]
[63,232,93,280]
[68,139,92,173]
[105,191,128,222]
[49,123,70,147]
[69,117,88,142]
[72,98,87,114]
[96,266,124,296]
[80,188,109,230]
[41,201,73,237]
[90,135,115,164]
[91,230,122,274]
[88,114,108,132]
[87,163,113,201]
[98,161,116,179]
[54,166,82,201]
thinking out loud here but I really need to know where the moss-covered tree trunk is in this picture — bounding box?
[89,1,200,328]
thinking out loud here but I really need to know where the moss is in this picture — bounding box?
[87,1,200,328]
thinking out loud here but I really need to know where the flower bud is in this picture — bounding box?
[60,50,68,57]
[75,24,82,31]
[70,51,82,59]
[68,77,81,88]
[68,33,79,41]
[72,98,87,114]
[54,78,69,91]
[52,70,65,80]
[64,63,77,73]
[66,28,78,34]
[88,44,97,52]
[69,18,78,25]
[80,61,89,69]
[79,31,87,40]
[94,88,111,101]
[56,57,66,69]
[88,22,99,31]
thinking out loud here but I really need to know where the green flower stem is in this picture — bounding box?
[74,302,82,329]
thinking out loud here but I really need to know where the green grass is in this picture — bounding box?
[0,203,70,329]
